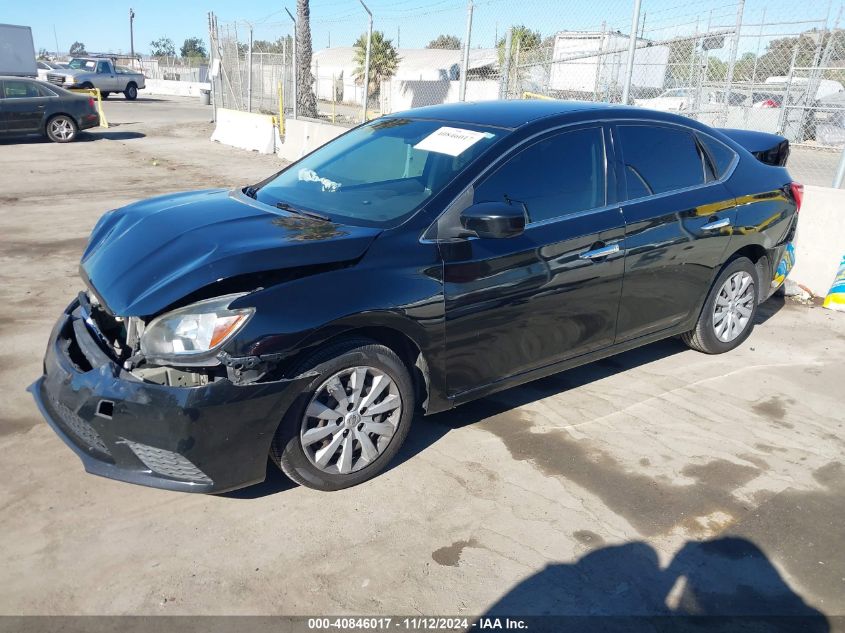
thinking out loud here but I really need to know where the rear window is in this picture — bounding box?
[698,134,737,179]
[618,125,706,199]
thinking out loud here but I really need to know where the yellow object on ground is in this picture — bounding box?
[822,255,845,311]
[69,88,109,129]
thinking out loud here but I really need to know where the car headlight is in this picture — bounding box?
[140,293,254,366]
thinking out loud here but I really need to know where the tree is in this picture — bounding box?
[37,48,50,60]
[427,34,461,50]
[353,31,400,106]
[69,41,87,56]
[150,37,176,58]
[254,36,293,55]
[180,37,207,59]
[496,25,541,65]
[296,0,318,118]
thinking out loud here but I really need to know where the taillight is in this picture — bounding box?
[88,97,95,109]
[761,98,778,108]
[790,182,804,213]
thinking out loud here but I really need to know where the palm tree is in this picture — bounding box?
[296,0,318,118]
[353,31,400,107]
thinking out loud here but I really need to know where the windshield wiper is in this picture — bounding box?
[275,201,331,222]
[243,185,259,199]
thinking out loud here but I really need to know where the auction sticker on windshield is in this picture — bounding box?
[414,126,491,156]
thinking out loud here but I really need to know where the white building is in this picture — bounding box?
[549,30,669,95]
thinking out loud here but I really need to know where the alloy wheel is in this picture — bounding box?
[713,271,755,342]
[50,118,74,141]
[300,366,402,475]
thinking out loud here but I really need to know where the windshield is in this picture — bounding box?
[255,118,504,228]
[68,58,97,70]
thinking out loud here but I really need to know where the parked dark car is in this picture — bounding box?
[30,101,801,493]
[0,76,99,142]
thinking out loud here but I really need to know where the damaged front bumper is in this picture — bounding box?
[29,298,310,493]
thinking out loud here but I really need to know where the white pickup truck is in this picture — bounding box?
[46,57,146,100]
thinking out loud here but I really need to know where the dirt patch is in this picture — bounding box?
[751,396,795,422]
[572,530,606,550]
[0,237,88,259]
[478,409,762,536]
[432,538,479,567]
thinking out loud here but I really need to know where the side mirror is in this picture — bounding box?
[460,202,526,239]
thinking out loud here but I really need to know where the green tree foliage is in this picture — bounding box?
[253,36,293,54]
[180,37,207,59]
[427,34,461,50]
[69,41,86,56]
[353,31,401,105]
[37,48,50,60]
[150,37,176,58]
[496,25,542,65]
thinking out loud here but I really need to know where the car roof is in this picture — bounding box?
[388,100,621,129]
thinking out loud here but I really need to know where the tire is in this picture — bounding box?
[682,257,759,354]
[80,82,94,90]
[124,84,138,100]
[270,338,415,491]
[45,115,78,143]
[101,91,110,99]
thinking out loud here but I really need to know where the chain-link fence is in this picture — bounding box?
[209,0,845,186]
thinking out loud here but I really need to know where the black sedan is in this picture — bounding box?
[30,101,800,492]
[0,76,99,142]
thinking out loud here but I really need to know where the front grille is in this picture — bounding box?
[46,74,66,86]
[46,391,111,457]
[123,440,212,484]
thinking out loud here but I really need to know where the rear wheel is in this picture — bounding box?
[682,257,759,354]
[101,91,110,99]
[124,84,138,100]
[270,339,415,491]
[45,115,77,143]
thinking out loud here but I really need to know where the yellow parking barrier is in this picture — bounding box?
[522,91,555,101]
[69,87,109,129]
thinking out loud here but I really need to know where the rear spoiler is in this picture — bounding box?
[718,128,790,167]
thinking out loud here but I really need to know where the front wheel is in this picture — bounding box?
[124,84,138,100]
[46,115,78,142]
[682,257,759,354]
[271,339,415,491]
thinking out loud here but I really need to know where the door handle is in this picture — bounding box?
[701,217,731,231]
[37,104,46,110]
[580,243,620,260]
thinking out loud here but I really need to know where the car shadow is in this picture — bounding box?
[478,536,828,632]
[391,337,687,473]
[0,130,145,145]
[226,337,686,499]
[755,292,785,326]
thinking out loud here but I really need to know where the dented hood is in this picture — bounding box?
[80,188,381,316]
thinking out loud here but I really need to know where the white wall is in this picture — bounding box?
[145,78,210,97]
[275,117,348,162]
[381,79,499,114]
[789,185,845,298]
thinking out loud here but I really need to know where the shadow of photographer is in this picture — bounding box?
[482,537,827,632]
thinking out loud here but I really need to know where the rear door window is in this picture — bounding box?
[618,125,707,199]
[697,134,737,180]
[2,81,42,99]
[474,127,606,223]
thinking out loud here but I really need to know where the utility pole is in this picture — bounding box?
[358,0,373,123]
[459,0,474,101]
[721,0,745,124]
[621,0,642,104]
[129,8,135,64]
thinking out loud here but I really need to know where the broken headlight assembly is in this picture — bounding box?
[140,294,254,367]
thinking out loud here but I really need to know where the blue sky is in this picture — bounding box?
[4,0,825,56]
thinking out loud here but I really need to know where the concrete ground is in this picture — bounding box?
[1,96,844,621]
